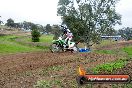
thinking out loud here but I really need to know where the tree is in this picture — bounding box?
[6,18,15,27]
[36,24,45,33]
[45,24,52,33]
[31,25,40,42]
[102,28,117,36]
[118,27,132,40]
[57,0,121,48]
[52,25,61,40]
[0,16,3,25]
[22,21,34,30]
[0,20,2,24]
[13,23,22,28]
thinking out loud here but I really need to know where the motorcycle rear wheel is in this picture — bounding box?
[72,45,79,53]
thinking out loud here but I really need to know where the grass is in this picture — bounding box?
[94,40,116,49]
[0,35,41,54]
[39,65,64,76]
[8,34,54,51]
[0,35,17,40]
[0,34,55,55]
[46,65,63,71]
[95,46,132,56]
[94,40,132,55]
[100,40,116,46]
[94,50,115,54]
[39,35,53,43]
[0,43,40,53]
[92,59,126,73]
[93,40,117,54]
[35,80,51,88]
[34,79,63,88]
[92,45,132,73]
[122,46,132,56]
[25,35,53,43]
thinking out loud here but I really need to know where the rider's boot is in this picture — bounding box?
[68,44,71,49]
[66,45,69,48]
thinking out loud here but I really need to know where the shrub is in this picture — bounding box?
[31,25,40,42]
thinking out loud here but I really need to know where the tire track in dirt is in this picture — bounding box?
[0,52,79,74]
[0,52,120,88]
[0,51,119,75]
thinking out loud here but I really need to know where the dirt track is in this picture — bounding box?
[0,52,119,74]
[0,40,132,88]
[0,51,119,88]
[0,52,76,73]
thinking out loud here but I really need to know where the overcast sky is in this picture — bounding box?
[0,0,132,29]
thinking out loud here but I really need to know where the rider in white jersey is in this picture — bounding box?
[62,26,73,49]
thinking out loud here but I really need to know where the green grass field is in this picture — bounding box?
[94,40,117,49]
[25,35,53,43]
[94,50,115,54]
[122,46,132,56]
[0,35,42,54]
[94,45,132,55]
[92,39,132,73]
[1,35,131,56]
[92,45,132,73]
[92,59,126,73]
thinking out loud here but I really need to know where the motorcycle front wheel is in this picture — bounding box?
[50,43,61,53]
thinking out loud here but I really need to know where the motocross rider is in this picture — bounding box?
[62,26,73,49]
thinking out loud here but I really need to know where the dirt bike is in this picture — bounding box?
[50,36,79,53]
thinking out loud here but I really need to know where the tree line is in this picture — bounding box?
[117,27,132,40]
[0,17,62,42]
[0,17,61,36]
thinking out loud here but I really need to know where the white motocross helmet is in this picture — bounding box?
[67,29,71,33]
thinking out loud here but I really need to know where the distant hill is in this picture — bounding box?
[0,25,31,36]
